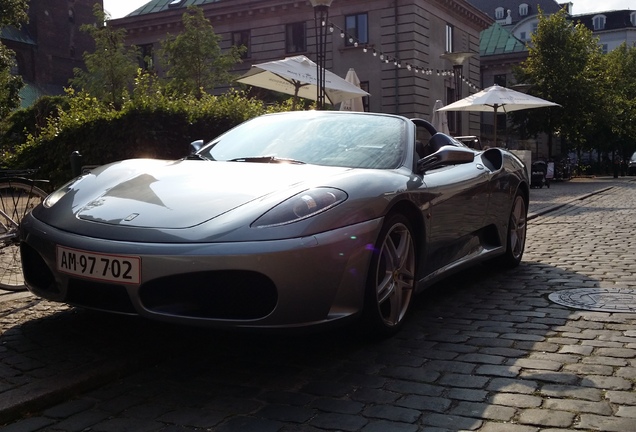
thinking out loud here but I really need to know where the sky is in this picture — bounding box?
[102,0,633,20]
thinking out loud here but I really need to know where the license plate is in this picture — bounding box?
[56,245,141,284]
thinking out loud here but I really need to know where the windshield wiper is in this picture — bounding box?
[228,156,305,164]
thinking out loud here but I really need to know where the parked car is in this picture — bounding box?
[20,111,529,336]
[629,151,636,176]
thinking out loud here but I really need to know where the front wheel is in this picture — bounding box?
[497,192,527,268]
[363,214,417,337]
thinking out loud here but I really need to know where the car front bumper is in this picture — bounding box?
[20,213,382,329]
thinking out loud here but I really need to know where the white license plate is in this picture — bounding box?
[56,246,141,284]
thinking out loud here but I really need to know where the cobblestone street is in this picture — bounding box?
[1,177,635,431]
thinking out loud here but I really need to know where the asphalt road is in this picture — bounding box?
[0,176,635,431]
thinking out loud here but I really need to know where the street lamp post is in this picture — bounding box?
[440,52,473,135]
[310,0,333,110]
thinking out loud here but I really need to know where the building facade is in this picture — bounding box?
[0,0,99,107]
[572,9,636,54]
[109,0,492,136]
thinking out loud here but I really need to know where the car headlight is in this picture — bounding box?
[43,177,85,208]
[252,188,347,228]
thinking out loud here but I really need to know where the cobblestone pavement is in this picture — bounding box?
[0,176,635,431]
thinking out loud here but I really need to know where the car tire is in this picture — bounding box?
[363,213,416,337]
[497,192,527,268]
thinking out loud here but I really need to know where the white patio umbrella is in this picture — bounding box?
[437,84,560,145]
[237,55,369,109]
[339,68,365,112]
[430,100,450,135]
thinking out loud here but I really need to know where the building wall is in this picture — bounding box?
[2,0,99,93]
[110,0,491,133]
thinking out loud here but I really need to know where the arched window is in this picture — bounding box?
[519,3,528,16]
[495,7,505,20]
[631,11,636,26]
[593,15,606,31]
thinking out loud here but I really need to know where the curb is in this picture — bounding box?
[527,186,615,220]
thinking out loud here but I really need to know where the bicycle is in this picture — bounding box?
[0,169,48,291]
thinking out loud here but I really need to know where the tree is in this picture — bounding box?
[0,0,28,120]
[0,0,28,27]
[159,6,244,98]
[69,4,139,110]
[600,44,636,163]
[513,8,604,157]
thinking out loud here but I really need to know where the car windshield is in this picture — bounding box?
[198,112,408,169]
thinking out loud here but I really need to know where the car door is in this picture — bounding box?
[419,160,491,275]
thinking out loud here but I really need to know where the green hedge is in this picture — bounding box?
[6,89,291,188]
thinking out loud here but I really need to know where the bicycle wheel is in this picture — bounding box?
[0,179,48,291]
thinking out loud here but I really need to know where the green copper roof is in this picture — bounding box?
[480,23,526,57]
[126,0,221,17]
[0,26,36,45]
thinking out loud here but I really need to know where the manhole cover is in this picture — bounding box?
[549,288,636,312]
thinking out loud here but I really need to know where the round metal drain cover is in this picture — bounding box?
[549,288,636,313]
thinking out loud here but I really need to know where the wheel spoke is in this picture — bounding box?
[374,222,416,327]
[509,196,526,259]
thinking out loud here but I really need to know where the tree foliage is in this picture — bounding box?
[0,0,27,120]
[6,71,291,187]
[514,8,603,156]
[598,44,636,157]
[69,4,139,110]
[159,6,244,98]
[0,0,28,27]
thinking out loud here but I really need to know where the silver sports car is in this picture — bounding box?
[20,111,528,336]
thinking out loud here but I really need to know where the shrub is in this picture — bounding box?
[6,86,291,188]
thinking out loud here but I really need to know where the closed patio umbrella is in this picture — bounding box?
[430,100,450,135]
[339,68,365,112]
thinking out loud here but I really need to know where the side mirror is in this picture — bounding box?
[189,139,204,154]
[417,145,475,173]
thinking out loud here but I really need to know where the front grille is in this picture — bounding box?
[67,279,137,314]
[139,270,278,320]
[21,242,57,293]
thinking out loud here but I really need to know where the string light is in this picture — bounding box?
[321,19,481,92]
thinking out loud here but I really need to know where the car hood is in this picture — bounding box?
[71,160,350,229]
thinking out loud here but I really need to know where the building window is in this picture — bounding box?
[519,3,528,16]
[497,113,506,132]
[495,7,505,20]
[68,8,75,23]
[345,13,368,46]
[139,44,154,70]
[494,74,506,86]
[286,22,306,53]
[360,81,369,112]
[520,31,527,41]
[445,24,454,53]
[631,12,636,26]
[593,15,606,31]
[232,30,251,59]
[601,43,608,54]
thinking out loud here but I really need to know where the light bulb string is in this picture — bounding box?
[324,20,481,92]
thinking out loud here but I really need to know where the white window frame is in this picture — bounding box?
[519,3,528,16]
[495,7,505,20]
[593,15,606,31]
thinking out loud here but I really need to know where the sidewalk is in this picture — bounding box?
[527,175,635,219]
